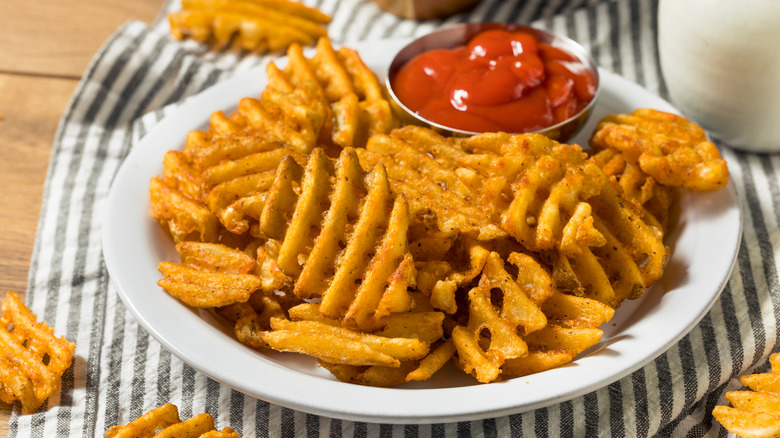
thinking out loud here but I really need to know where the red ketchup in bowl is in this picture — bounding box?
[390,29,597,133]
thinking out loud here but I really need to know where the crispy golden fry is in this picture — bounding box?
[204,170,278,235]
[726,391,780,416]
[713,353,780,437]
[523,325,603,354]
[0,292,75,413]
[589,108,729,191]
[405,339,457,382]
[204,147,299,188]
[540,291,615,328]
[741,359,780,394]
[358,128,507,241]
[501,307,606,378]
[151,176,219,243]
[449,250,567,383]
[501,351,574,378]
[287,302,340,325]
[452,282,530,382]
[175,241,257,274]
[162,150,207,201]
[168,0,330,53]
[481,252,547,332]
[157,261,261,308]
[456,131,609,252]
[105,403,244,438]
[712,406,780,438]
[262,318,429,367]
[287,39,398,149]
[415,239,490,314]
[258,148,415,330]
[541,182,668,308]
[235,96,318,153]
[591,146,680,232]
[501,314,611,376]
[224,291,298,349]
[106,403,181,438]
[185,130,284,169]
[374,311,445,344]
[590,185,668,287]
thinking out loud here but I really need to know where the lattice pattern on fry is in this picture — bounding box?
[0,292,75,413]
[713,352,780,437]
[591,147,680,231]
[151,175,219,243]
[455,131,667,308]
[589,108,729,191]
[449,251,551,382]
[255,147,415,330]
[500,290,613,378]
[305,38,399,148]
[455,131,609,252]
[357,130,507,242]
[586,184,668,303]
[363,126,667,308]
[105,403,246,438]
[168,0,330,53]
[415,239,490,314]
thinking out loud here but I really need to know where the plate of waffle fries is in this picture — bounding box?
[102,37,742,423]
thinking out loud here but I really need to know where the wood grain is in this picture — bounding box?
[0,1,161,435]
[0,0,164,78]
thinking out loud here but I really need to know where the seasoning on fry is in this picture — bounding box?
[0,292,75,413]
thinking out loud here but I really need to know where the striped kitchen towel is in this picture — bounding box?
[9,0,780,436]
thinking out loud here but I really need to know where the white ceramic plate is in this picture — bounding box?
[102,38,742,424]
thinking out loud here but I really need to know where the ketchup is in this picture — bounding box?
[391,29,597,133]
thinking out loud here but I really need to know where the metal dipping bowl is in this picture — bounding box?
[386,23,600,142]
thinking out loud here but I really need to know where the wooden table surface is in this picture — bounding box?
[0,1,162,435]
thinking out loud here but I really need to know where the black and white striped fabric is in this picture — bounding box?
[10,0,779,436]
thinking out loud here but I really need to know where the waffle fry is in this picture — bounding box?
[464,133,665,307]
[169,0,330,53]
[105,403,245,438]
[713,353,780,437]
[538,182,669,309]
[358,131,507,241]
[589,108,729,191]
[150,176,219,243]
[0,292,75,413]
[262,318,429,367]
[456,131,608,252]
[157,261,262,308]
[501,293,612,378]
[450,252,550,382]
[415,239,490,314]
[591,147,680,231]
[366,126,667,308]
[257,148,415,330]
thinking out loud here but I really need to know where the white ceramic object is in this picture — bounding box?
[658,0,780,153]
[102,38,742,424]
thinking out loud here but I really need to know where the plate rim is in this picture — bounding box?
[101,38,743,424]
